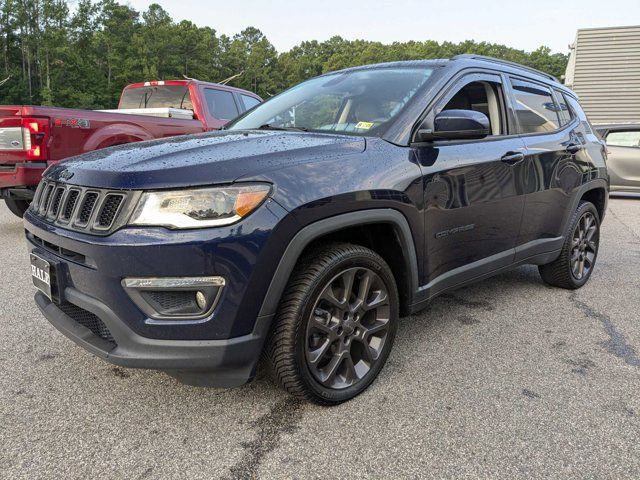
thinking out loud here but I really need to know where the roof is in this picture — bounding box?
[452,54,560,83]
[327,56,564,88]
[329,59,448,75]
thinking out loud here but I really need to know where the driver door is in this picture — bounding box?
[414,72,527,294]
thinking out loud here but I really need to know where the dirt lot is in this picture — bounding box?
[1,198,639,479]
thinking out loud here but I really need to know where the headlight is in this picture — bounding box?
[129,184,271,229]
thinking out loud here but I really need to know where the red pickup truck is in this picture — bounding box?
[0,80,261,217]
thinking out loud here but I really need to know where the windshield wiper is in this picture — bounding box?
[257,124,309,132]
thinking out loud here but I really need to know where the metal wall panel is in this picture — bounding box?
[565,26,640,124]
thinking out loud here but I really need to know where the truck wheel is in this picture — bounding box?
[4,198,30,218]
[266,243,398,405]
[539,201,600,289]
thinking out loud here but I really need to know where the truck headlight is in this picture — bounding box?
[129,184,271,229]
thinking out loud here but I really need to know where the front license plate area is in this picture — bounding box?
[31,253,53,301]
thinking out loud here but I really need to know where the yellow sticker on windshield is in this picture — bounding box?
[355,121,374,130]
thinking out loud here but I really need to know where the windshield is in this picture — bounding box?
[227,67,434,136]
[119,85,193,110]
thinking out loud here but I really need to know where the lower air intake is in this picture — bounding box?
[58,303,116,346]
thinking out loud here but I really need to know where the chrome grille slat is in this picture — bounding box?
[29,180,132,236]
[39,184,55,216]
[32,181,46,210]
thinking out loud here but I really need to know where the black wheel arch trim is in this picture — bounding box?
[258,209,420,317]
[563,179,609,232]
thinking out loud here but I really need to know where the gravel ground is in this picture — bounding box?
[1,198,639,479]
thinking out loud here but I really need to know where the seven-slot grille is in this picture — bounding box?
[30,179,130,235]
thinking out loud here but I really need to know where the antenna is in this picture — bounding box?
[219,71,244,85]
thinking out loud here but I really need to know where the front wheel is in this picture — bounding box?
[539,201,601,289]
[4,198,30,218]
[266,243,399,405]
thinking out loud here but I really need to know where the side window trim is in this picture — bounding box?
[233,92,244,113]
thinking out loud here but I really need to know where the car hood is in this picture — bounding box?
[46,130,366,190]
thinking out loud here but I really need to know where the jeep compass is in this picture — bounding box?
[24,55,608,404]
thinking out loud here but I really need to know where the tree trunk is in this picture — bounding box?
[107,44,112,88]
[45,50,50,90]
[26,46,32,100]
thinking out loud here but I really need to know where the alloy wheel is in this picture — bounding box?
[570,211,598,280]
[305,267,391,390]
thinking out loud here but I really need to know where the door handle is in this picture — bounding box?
[566,143,582,154]
[501,152,525,165]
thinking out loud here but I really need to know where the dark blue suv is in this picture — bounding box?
[24,55,608,404]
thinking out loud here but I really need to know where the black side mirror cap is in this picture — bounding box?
[416,109,491,143]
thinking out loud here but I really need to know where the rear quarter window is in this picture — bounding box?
[241,95,261,111]
[563,95,596,135]
[554,90,574,126]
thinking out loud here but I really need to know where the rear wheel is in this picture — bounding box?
[266,243,398,405]
[539,201,600,289]
[4,198,30,218]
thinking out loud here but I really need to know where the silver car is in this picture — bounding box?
[596,124,640,195]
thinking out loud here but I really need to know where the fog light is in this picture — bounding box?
[196,291,207,310]
[122,276,225,320]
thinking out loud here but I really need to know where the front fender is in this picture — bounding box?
[257,209,420,317]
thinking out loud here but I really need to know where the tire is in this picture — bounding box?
[4,198,30,218]
[266,243,399,405]
[539,201,600,289]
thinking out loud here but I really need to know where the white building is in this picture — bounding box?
[565,25,640,124]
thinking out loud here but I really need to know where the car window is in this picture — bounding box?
[554,90,573,126]
[227,67,435,136]
[441,80,505,136]
[563,95,596,135]
[204,89,239,120]
[606,131,640,148]
[510,78,560,134]
[241,95,261,111]
[120,85,193,110]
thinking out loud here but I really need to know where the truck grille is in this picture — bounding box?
[30,180,138,235]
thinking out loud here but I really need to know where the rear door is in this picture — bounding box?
[507,77,586,260]
[417,72,527,292]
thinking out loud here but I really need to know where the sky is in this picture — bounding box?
[125,0,639,54]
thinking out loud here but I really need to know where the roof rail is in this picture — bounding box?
[452,54,559,82]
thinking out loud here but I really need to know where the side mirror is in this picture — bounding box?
[416,109,490,142]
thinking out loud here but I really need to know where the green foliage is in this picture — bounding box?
[0,0,569,108]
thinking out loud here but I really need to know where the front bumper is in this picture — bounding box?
[23,199,290,386]
[35,289,273,387]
